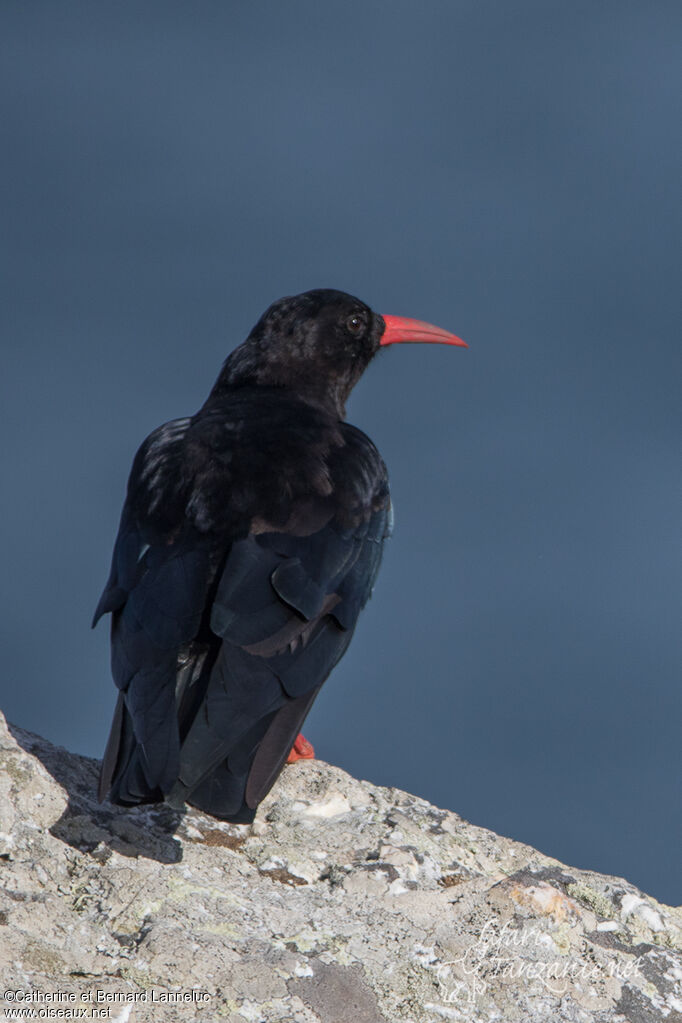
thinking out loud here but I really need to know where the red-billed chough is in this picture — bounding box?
[94,289,466,822]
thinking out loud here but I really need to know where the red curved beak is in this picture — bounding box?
[380,314,467,348]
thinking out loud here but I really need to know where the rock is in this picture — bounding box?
[0,708,680,1022]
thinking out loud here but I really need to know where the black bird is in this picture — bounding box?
[94,289,466,823]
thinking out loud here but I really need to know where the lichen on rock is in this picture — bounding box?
[1,710,680,1022]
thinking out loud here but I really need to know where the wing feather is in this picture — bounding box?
[178,501,390,821]
[96,408,391,822]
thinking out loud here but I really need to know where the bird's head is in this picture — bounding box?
[212,289,466,417]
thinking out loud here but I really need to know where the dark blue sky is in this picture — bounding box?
[2,1,680,903]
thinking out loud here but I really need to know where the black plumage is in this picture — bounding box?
[94,289,465,823]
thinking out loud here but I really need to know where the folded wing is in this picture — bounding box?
[174,501,390,821]
[96,414,391,822]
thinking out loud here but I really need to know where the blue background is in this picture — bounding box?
[2,1,680,903]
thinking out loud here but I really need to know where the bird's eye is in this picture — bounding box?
[346,314,363,335]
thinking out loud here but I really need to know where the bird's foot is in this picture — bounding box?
[286,733,315,763]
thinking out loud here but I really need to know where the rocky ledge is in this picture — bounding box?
[0,710,680,1023]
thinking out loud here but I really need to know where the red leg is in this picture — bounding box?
[286,733,315,763]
